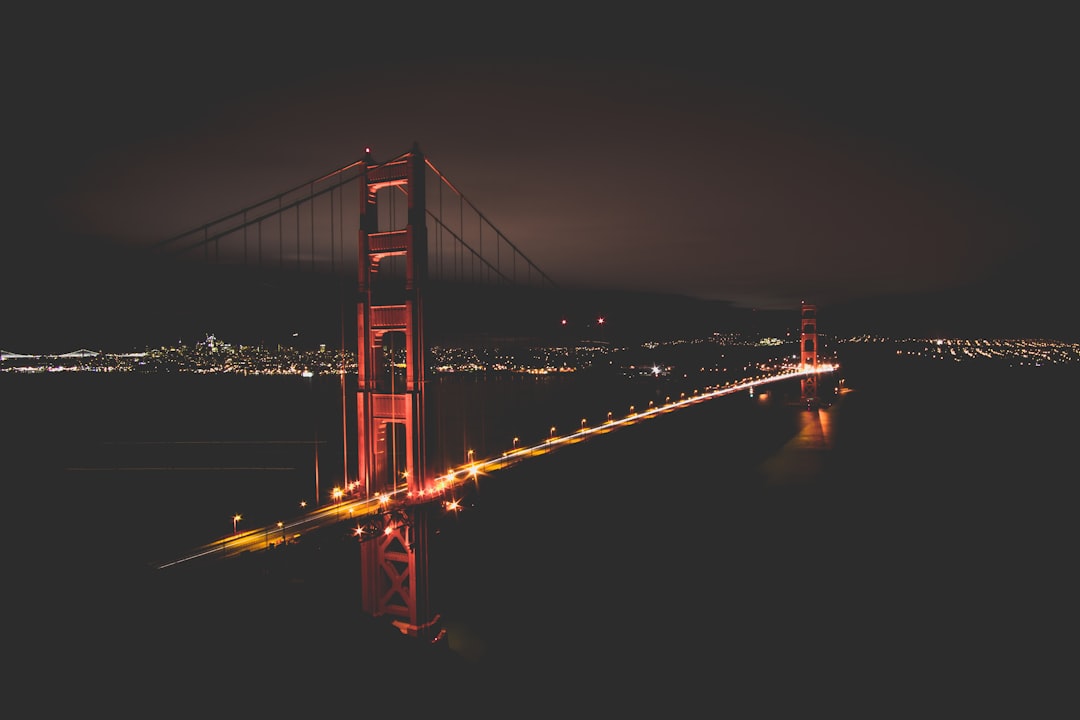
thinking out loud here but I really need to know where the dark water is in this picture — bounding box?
[428,352,1076,713]
[5,349,1074,714]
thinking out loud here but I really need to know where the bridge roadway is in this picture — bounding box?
[153,364,836,571]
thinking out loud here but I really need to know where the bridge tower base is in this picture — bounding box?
[355,144,442,643]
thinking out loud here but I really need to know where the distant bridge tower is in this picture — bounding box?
[355,144,442,643]
[800,302,818,405]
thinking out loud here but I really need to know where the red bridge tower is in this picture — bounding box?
[800,302,819,406]
[355,144,442,643]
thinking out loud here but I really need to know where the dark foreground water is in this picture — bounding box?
[4,347,1075,715]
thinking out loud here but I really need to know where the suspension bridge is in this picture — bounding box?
[149,143,836,646]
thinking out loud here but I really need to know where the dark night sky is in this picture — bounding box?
[4,6,1077,347]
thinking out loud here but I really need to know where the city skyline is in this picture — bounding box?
[5,333,1077,373]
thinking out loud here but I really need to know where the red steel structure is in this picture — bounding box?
[800,302,819,405]
[355,144,442,643]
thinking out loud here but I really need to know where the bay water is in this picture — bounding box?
[4,344,1073,713]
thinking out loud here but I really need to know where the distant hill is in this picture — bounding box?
[824,284,1075,341]
[421,281,799,345]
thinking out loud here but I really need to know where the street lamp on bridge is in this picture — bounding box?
[232,514,242,535]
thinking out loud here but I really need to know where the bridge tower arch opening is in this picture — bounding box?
[800,302,818,405]
[356,143,442,643]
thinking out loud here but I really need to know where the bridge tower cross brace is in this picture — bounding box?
[355,144,441,642]
[800,302,819,405]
